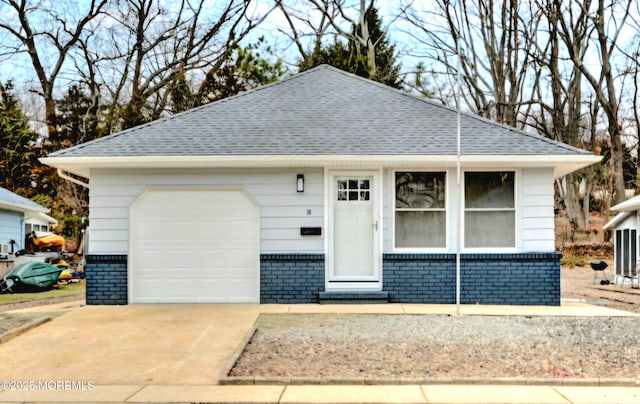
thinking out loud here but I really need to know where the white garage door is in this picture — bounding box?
[130,189,260,303]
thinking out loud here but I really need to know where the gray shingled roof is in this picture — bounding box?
[0,187,47,213]
[50,65,590,157]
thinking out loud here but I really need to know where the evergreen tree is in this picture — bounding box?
[299,6,402,88]
[0,81,38,195]
[52,85,102,150]
[30,85,101,246]
[32,85,102,198]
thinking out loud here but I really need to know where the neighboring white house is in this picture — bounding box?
[41,65,601,306]
[604,195,640,285]
[25,212,58,234]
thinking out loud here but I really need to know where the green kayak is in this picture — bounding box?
[1,261,63,293]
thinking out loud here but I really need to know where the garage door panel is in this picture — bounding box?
[226,281,259,301]
[134,279,164,301]
[166,279,198,299]
[135,250,194,269]
[227,251,258,268]
[191,250,227,266]
[133,221,167,239]
[130,190,260,303]
[198,226,232,240]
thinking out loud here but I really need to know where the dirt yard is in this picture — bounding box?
[228,264,640,381]
[229,313,639,380]
[561,262,640,313]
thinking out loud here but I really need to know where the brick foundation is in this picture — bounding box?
[383,253,561,306]
[260,254,325,303]
[85,252,560,306]
[85,255,128,305]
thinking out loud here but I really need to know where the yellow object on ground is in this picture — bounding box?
[58,269,73,280]
[33,232,65,250]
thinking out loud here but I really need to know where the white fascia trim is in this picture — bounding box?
[611,194,640,212]
[41,154,601,178]
[0,202,47,215]
[603,212,632,230]
[24,212,58,225]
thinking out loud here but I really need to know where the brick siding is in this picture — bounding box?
[260,254,325,303]
[85,255,128,305]
[383,253,561,306]
[85,252,560,306]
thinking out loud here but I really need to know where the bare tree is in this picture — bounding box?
[555,0,631,205]
[277,0,397,81]
[401,0,540,128]
[275,0,334,64]
[528,0,591,230]
[0,0,108,138]
[83,0,271,131]
[619,1,640,193]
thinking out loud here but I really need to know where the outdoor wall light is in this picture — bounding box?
[297,174,304,192]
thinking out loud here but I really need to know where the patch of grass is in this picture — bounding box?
[0,281,85,304]
[561,254,588,268]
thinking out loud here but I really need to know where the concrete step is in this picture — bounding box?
[318,291,389,304]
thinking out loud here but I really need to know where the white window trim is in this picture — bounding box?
[392,169,449,253]
[462,169,518,253]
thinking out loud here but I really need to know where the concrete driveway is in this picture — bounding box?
[0,303,288,385]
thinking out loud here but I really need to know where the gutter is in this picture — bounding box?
[42,154,602,179]
[57,168,90,189]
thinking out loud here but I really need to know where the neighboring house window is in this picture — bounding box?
[464,171,515,248]
[395,172,446,248]
[615,229,637,277]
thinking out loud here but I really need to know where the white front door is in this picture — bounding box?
[328,171,380,288]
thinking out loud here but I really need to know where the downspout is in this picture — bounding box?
[56,168,91,258]
[57,168,90,188]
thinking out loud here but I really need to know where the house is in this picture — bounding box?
[25,212,58,234]
[41,65,600,305]
[0,187,50,277]
[0,187,49,254]
[603,196,640,285]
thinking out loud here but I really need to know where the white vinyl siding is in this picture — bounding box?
[90,166,557,255]
[88,168,324,254]
[520,168,555,252]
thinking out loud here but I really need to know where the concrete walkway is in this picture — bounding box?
[1,384,640,403]
[0,301,638,403]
